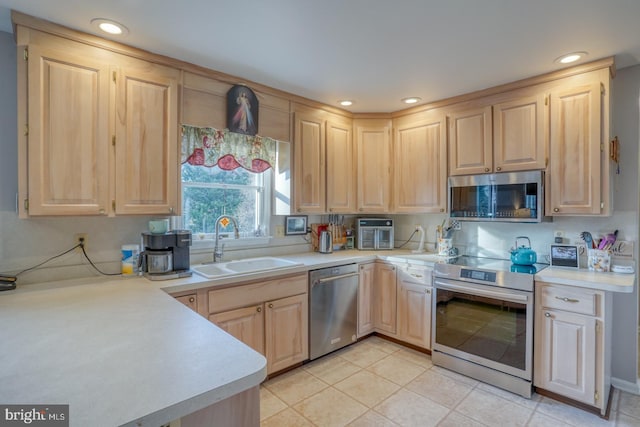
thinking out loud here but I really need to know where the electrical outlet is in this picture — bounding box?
[554,230,565,238]
[414,224,421,232]
[275,225,285,238]
[75,233,87,248]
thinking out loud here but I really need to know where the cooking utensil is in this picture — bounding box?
[598,230,618,250]
[510,236,537,266]
[580,231,594,249]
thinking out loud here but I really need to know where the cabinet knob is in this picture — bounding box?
[553,208,560,213]
[169,207,174,213]
[188,297,195,303]
[256,306,262,313]
[268,303,274,309]
[544,312,551,317]
[484,167,490,172]
[359,208,364,212]
[297,208,302,213]
[329,208,333,212]
[440,208,445,213]
[496,167,502,171]
[426,289,431,294]
[99,208,106,215]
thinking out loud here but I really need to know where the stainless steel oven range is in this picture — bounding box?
[432,256,548,398]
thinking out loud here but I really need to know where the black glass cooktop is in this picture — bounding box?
[443,255,549,275]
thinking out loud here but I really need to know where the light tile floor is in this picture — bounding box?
[261,336,640,427]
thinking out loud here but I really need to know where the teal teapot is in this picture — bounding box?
[510,236,537,266]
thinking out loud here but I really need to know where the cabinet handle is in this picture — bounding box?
[268,303,274,309]
[359,208,364,212]
[484,167,490,172]
[553,208,560,213]
[99,208,106,215]
[256,306,262,313]
[555,296,579,303]
[410,274,423,278]
[188,297,195,303]
[544,312,551,317]
[496,167,502,171]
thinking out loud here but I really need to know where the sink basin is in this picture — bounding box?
[192,257,303,279]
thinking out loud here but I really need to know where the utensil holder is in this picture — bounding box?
[438,238,453,256]
[587,249,611,272]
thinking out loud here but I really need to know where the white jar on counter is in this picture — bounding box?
[121,244,140,275]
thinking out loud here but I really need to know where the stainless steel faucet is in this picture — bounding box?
[213,215,240,262]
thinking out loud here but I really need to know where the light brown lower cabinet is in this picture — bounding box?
[534,281,611,415]
[208,274,309,375]
[373,262,397,335]
[174,294,198,312]
[210,305,265,355]
[357,263,375,337]
[397,268,432,350]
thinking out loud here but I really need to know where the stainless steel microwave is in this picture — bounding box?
[448,171,546,222]
[357,218,394,250]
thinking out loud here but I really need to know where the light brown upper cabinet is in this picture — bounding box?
[392,109,447,213]
[292,104,354,214]
[16,26,180,216]
[448,89,547,176]
[354,118,392,213]
[546,69,610,216]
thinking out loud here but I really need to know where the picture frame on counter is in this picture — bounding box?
[285,215,308,236]
[549,244,580,268]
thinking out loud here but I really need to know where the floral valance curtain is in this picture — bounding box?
[181,124,278,173]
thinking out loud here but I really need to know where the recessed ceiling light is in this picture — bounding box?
[339,100,353,106]
[402,97,422,104]
[91,18,128,36]
[555,51,588,64]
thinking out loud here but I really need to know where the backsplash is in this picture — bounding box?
[390,210,638,264]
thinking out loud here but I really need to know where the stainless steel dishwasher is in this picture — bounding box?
[309,263,359,360]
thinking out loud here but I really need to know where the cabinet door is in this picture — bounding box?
[535,308,597,405]
[293,111,326,213]
[493,93,547,172]
[265,293,309,374]
[393,111,447,213]
[355,119,392,213]
[210,305,265,355]
[326,117,355,213]
[448,105,492,175]
[26,44,110,215]
[357,263,375,337]
[547,81,602,215]
[373,263,397,335]
[398,280,432,349]
[114,60,179,215]
[175,294,198,312]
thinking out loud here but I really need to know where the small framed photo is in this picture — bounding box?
[285,215,308,236]
[550,244,580,268]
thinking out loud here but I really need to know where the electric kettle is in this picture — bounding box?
[510,236,537,266]
[319,230,333,254]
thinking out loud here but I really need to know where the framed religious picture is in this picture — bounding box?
[227,85,259,136]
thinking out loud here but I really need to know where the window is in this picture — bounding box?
[181,164,271,238]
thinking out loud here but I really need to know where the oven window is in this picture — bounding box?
[435,289,527,370]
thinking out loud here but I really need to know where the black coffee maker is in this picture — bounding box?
[140,230,192,280]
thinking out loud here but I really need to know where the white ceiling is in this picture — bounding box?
[1,0,639,113]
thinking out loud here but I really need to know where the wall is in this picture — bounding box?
[391,64,640,387]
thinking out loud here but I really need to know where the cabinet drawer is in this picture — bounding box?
[539,284,602,316]
[209,273,307,313]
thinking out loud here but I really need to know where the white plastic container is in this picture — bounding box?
[121,244,140,275]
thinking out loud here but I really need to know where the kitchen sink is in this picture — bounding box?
[192,257,303,279]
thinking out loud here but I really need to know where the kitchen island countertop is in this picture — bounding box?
[534,266,635,293]
[0,278,266,427]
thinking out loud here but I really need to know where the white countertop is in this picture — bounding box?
[535,266,635,293]
[0,278,266,427]
[1,249,633,427]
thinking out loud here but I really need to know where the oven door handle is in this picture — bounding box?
[434,279,529,303]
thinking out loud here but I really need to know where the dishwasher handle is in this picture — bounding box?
[315,272,359,284]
